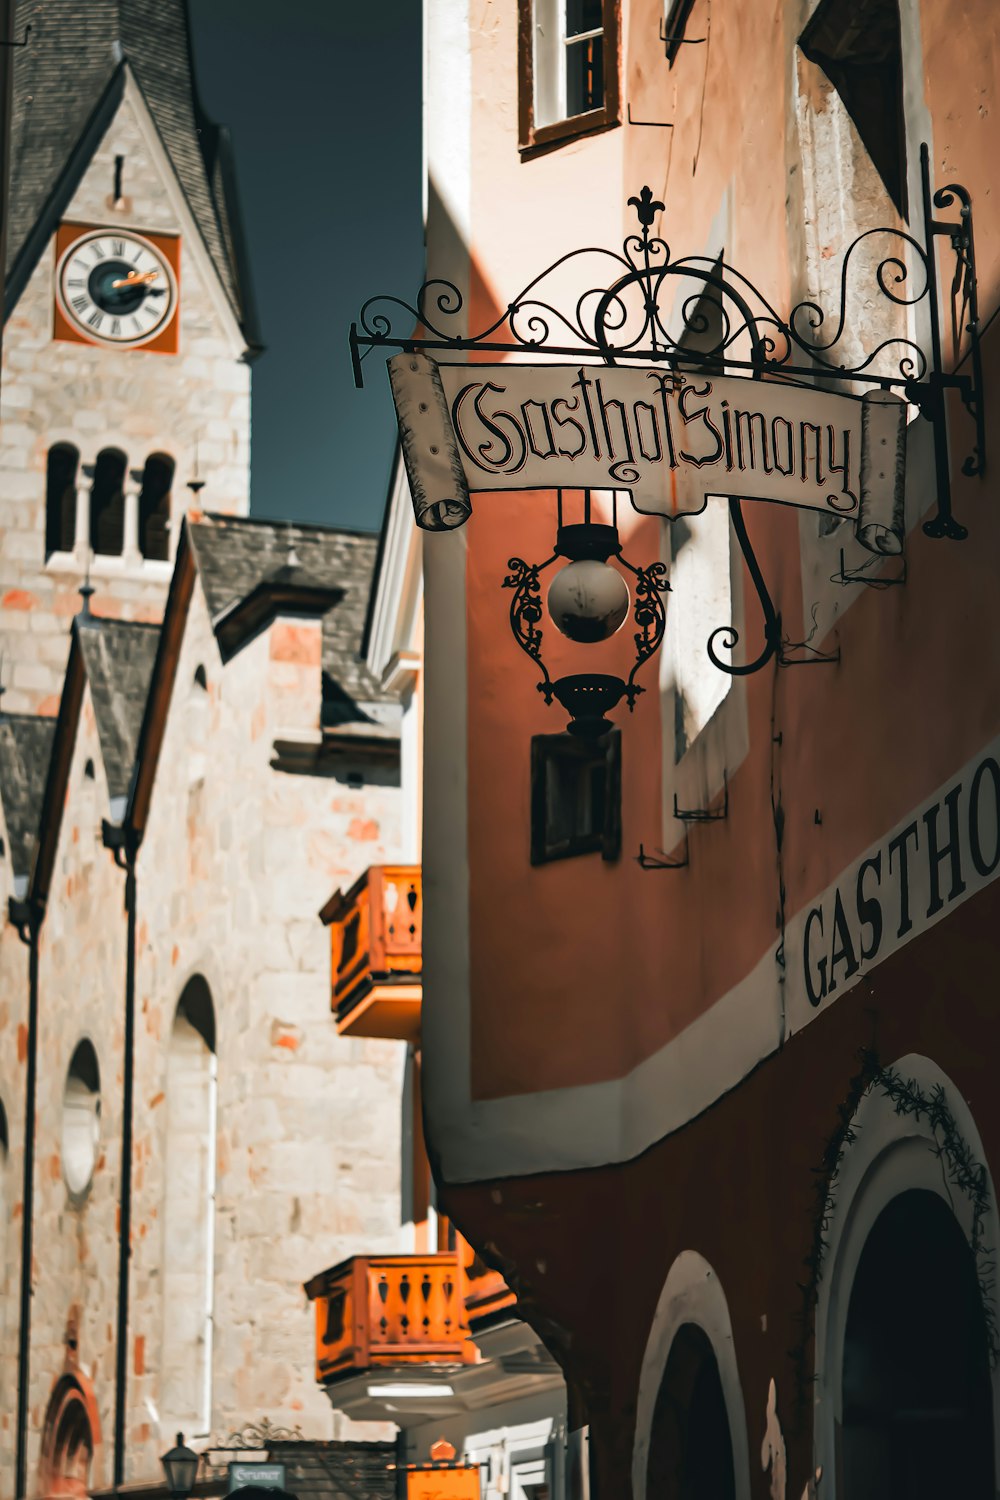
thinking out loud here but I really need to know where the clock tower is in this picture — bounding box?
[1,0,259,714]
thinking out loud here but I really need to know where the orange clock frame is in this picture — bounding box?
[53,221,182,355]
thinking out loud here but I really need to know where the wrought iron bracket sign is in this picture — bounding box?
[351,143,984,733]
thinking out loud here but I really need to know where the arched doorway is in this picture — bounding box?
[841,1189,994,1499]
[38,1373,99,1499]
[646,1322,737,1500]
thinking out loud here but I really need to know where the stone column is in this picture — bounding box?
[123,470,142,565]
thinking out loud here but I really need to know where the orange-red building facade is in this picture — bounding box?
[409,1,1000,1496]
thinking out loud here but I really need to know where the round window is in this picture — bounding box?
[62,1041,100,1198]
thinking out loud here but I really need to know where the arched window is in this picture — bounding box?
[841,1189,993,1499]
[62,1041,100,1201]
[646,1323,737,1500]
[89,448,127,557]
[46,444,79,556]
[162,976,217,1436]
[38,1372,100,1500]
[139,452,174,562]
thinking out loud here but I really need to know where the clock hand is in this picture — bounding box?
[112,269,159,289]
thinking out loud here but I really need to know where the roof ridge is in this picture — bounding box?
[200,511,379,540]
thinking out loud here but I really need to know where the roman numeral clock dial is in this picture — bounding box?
[55,226,179,350]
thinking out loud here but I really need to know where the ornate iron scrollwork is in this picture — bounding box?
[503,554,558,705]
[354,141,985,687]
[619,554,671,701]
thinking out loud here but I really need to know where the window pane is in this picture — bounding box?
[566,34,604,117]
[566,0,603,38]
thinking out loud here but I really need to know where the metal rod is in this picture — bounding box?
[707,499,781,676]
[14,908,40,1500]
[350,330,957,394]
[919,143,967,540]
[113,838,139,1493]
[349,323,365,390]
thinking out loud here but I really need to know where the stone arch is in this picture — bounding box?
[813,1053,1000,1496]
[38,1370,101,1500]
[161,975,217,1437]
[632,1250,751,1500]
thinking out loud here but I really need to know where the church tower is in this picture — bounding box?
[1,0,258,714]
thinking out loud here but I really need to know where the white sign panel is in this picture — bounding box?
[389,353,906,554]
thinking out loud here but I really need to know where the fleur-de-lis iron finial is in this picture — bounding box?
[628,186,665,229]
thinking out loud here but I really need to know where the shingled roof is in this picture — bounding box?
[266,1441,397,1500]
[0,715,57,888]
[77,618,161,802]
[189,514,397,730]
[5,0,256,338]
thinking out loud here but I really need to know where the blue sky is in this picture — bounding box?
[188,1,425,532]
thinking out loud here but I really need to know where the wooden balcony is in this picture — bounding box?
[304,1254,475,1384]
[321,865,422,1041]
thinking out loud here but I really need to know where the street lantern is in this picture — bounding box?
[161,1433,199,1499]
[504,489,668,737]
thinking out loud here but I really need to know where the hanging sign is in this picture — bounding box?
[404,1465,481,1500]
[389,353,906,556]
[228,1467,288,1494]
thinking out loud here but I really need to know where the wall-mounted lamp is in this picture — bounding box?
[505,490,667,736]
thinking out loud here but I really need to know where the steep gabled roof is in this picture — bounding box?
[5,0,257,340]
[0,715,57,890]
[127,513,400,838]
[76,619,161,802]
[189,514,394,715]
[30,616,160,908]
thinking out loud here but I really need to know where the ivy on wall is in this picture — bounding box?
[790,1047,998,1420]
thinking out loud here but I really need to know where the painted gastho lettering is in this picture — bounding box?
[799,752,1000,1011]
[389,352,907,553]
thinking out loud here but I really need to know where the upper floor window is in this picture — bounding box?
[139,452,174,561]
[799,0,907,218]
[519,0,620,155]
[62,1039,101,1201]
[45,443,79,556]
[89,447,127,557]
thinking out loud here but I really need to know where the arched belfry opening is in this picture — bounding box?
[646,1323,737,1500]
[841,1189,994,1499]
[161,975,217,1436]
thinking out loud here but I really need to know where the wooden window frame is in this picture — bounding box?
[518,0,621,159]
[530,728,621,865]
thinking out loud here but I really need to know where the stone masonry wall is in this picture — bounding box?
[0,580,404,1500]
[0,834,31,1500]
[0,76,250,717]
[124,582,404,1479]
[20,688,130,1496]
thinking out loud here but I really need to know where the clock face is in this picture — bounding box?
[55,228,179,348]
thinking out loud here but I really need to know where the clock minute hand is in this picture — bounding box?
[112,269,159,289]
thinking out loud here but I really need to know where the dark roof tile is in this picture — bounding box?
[77,619,161,801]
[190,515,396,729]
[266,1442,397,1500]
[0,715,57,883]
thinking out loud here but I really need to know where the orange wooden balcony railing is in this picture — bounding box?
[304,1254,476,1384]
[320,865,422,1041]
